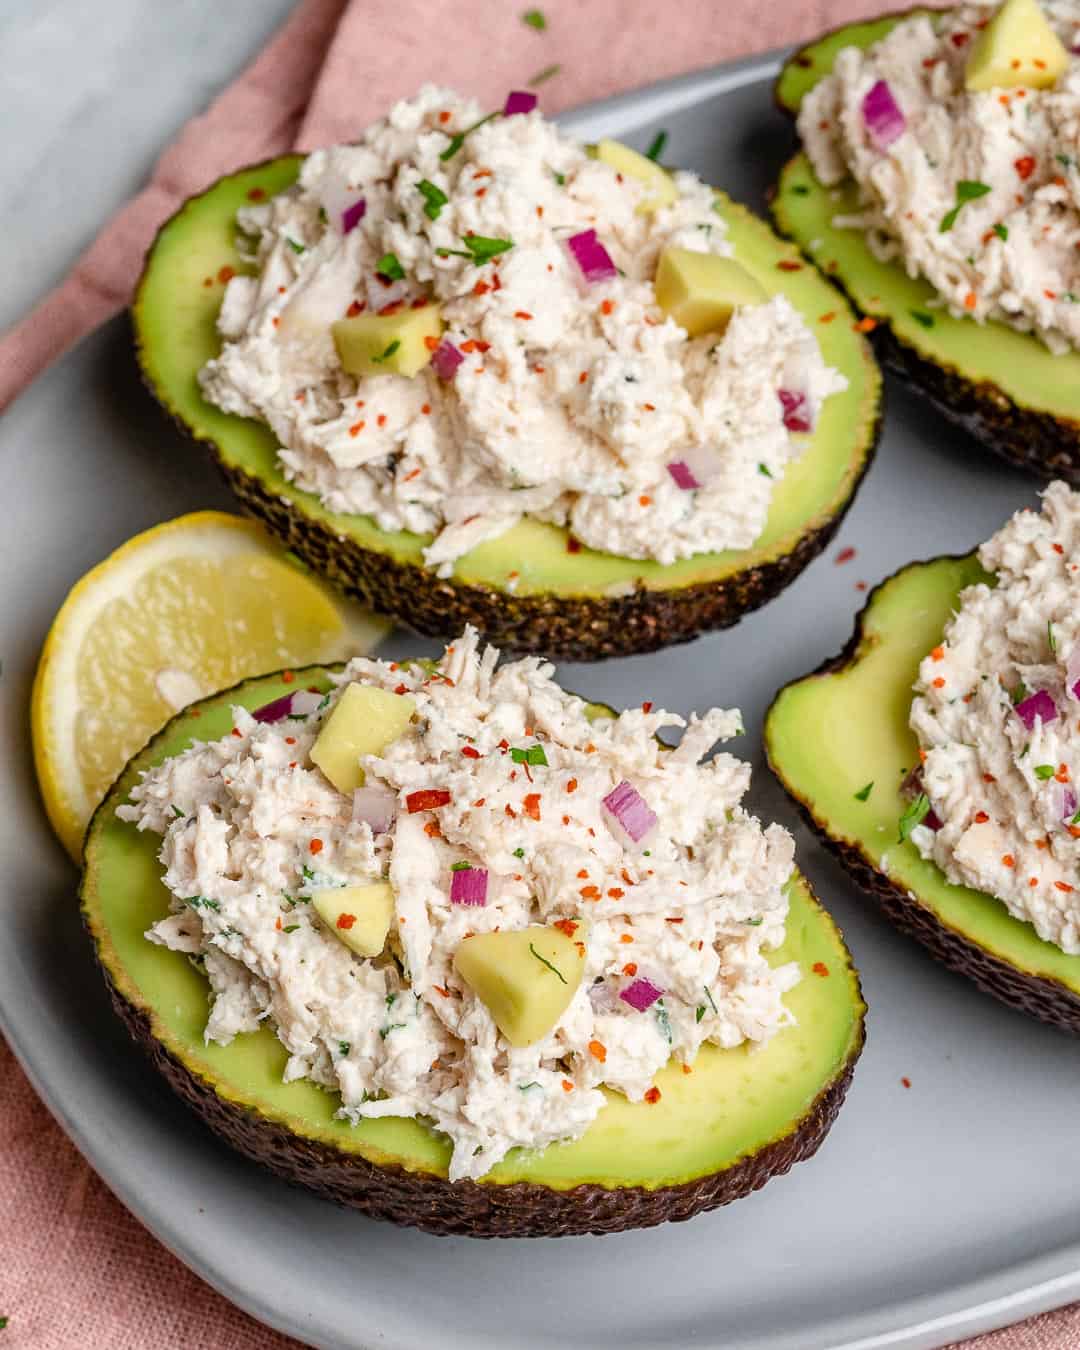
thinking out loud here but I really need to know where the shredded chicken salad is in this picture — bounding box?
[119,629,801,1180]
[200,86,846,576]
[799,2,1080,353]
[910,482,1080,952]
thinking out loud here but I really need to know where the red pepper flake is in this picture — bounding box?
[473,797,486,807]
[975,811,989,824]
[219,264,237,282]
[473,281,491,296]
[578,370,588,384]
[639,495,652,508]
[461,745,482,760]
[588,1040,607,1063]
[1015,155,1036,181]
[1035,57,1047,69]
[580,885,600,900]
[644,1087,661,1105]
[406,789,451,813]
[1057,764,1071,783]
[836,546,856,564]
[642,403,656,412]
[600,299,614,316]
[288,762,297,769]
[950,31,969,46]
[1002,854,1016,868]
[376,414,387,428]
[1055,880,1074,893]
[811,961,829,977]
[819,311,837,324]
[1030,877,1039,888]
[567,535,582,554]
[1045,289,1059,300]
[231,727,243,738]
[438,110,452,124]
[514,310,534,320]
[346,301,364,318]
[349,421,365,437]
[777,260,803,271]
[247,187,266,201]
[922,57,939,68]
[931,646,945,662]
[562,1079,575,1093]
[963,292,977,311]
[1054,543,1065,554]
[433,985,450,998]
[619,933,634,944]
[275,916,283,931]
[576,869,589,879]
[309,838,324,855]
[983,772,996,783]
[932,676,946,689]
[423,335,441,351]
[854,316,878,333]
[336,913,357,930]
[460,339,478,353]
[901,1076,912,1089]
[272,317,280,328]
[665,917,684,925]
[421,403,432,416]
[475,188,488,198]
[523,793,541,821]
[424,821,442,838]
[553,919,578,938]
[504,803,517,819]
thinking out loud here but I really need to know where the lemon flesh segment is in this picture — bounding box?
[32,511,388,861]
[965,0,1068,91]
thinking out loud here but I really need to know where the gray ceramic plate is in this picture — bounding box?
[5,47,1080,1350]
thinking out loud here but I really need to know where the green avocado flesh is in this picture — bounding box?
[81,668,863,1193]
[133,155,878,601]
[773,17,1080,431]
[766,556,1080,1002]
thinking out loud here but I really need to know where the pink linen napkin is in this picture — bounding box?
[2,1,1075,1346]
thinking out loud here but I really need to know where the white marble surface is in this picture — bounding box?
[2,0,295,334]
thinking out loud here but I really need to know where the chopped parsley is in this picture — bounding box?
[511,744,548,766]
[440,111,497,162]
[992,223,1008,242]
[184,895,220,912]
[518,1081,542,1090]
[1034,764,1056,780]
[301,865,316,882]
[522,7,546,29]
[530,63,562,87]
[1071,807,1080,826]
[529,942,567,983]
[1048,620,1057,654]
[743,917,763,927]
[1010,680,1028,706]
[654,999,673,1044]
[910,309,936,328]
[898,793,931,843]
[513,846,526,859]
[338,1041,351,1056]
[451,860,472,871]
[376,252,405,281]
[758,463,773,478]
[1057,153,1074,169]
[645,130,668,163]
[939,179,991,233]
[552,170,566,186]
[171,804,185,818]
[417,179,448,221]
[283,924,300,933]
[695,1005,705,1023]
[703,986,719,1016]
[386,992,397,1009]
[854,781,874,802]
[380,1023,406,1039]
[371,339,401,364]
[285,236,305,254]
[437,235,515,264]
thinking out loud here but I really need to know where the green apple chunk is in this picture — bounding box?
[310,684,415,793]
[454,926,586,1048]
[654,246,767,338]
[313,882,395,957]
[594,139,677,212]
[965,0,1067,91]
[331,303,443,379]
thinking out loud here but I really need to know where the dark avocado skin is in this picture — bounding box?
[773,18,1080,486]
[766,566,1080,1035]
[80,665,865,1238]
[212,451,861,662]
[93,963,857,1237]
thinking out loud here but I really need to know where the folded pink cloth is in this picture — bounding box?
[2,1,1075,1346]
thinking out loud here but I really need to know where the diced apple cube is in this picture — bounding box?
[965,0,1068,91]
[654,246,767,338]
[313,882,395,957]
[453,925,586,1047]
[331,303,443,378]
[594,139,678,212]
[310,684,415,794]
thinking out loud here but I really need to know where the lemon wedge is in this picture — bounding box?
[31,510,388,860]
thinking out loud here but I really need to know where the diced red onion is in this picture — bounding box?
[365,276,409,313]
[432,340,464,380]
[1015,689,1058,731]
[602,780,658,845]
[862,79,906,151]
[352,786,397,835]
[778,388,813,433]
[667,460,702,491]
[503,90,538,116]
[289,689,326,717]
[677,442,725,486]
[924,807,943,831]
[619,977,664,1012]
[588,980,622,1013]
[342,198,367,234]
[1056,782,1078,823]
[563,229,617,287]
[450,867,488,906]
[1066,647,1080,701]
[251,692,294,723]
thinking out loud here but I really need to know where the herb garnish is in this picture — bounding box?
[371,339,401,364]
[645,130,668,163]
[854,781,874,801]
[380,1023,406,1039]
[910,309,936,328]
[376,252,405,281]
[529,942,567,983]
[417,179,448,221]
[1010,680,1028,706]
[992,223,1008,241]
[451,860,472,871]
[513,846,525,858]
[898,793,931,843]
[655,999,672,1044]
[436,235,515,264]
[552,170,566,186]
[758,463,773,478]
[939,180,991,233]
[703,985,719,1016]
[743,917,763,926]
[530,63,562,87]
[522,8,546,29]
[184,895,220,912]
[286,236,305,254]
[338,1041,351,1056]
[518,1081,542,1090]
[283,924,300,933]
[171,804,185,818]
[1048,620,1057,653]
[511,745,548,766]
[440,111,498,162]
[1034,764,1056,780]
[695,1005,705,1023]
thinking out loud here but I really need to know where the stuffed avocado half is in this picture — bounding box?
[134,90,880,661]
[774,4,1080,484]
[766,548,1080,1034]
[82,647,865,1238]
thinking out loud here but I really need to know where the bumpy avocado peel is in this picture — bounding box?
[132,155,881,660]
[81,666,866,1237]
[773,8,1080,485]
[766,555,1080,1034]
